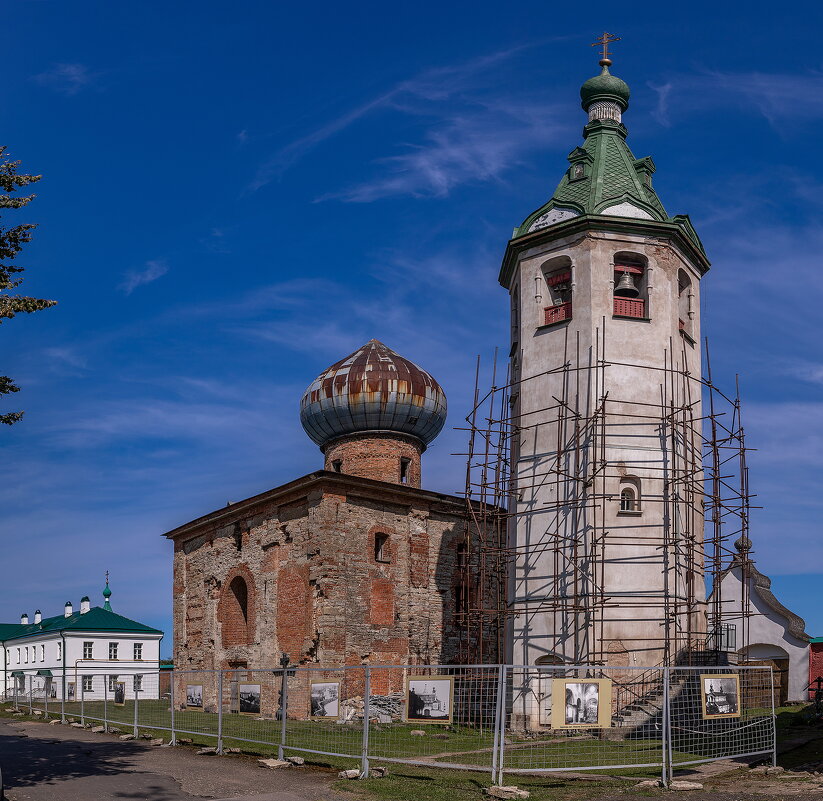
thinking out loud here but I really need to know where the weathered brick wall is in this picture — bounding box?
[811,642,823,699]
[322,434,422,487]
[169,474,496,676]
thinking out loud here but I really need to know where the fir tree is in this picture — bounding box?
[0,147,56,424]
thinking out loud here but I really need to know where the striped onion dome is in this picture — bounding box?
[300,339,447,449]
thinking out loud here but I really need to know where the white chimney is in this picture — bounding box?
[33,610,42,624]
[64,601,73,618]
[20,613,28,624]
[80,596,90,614]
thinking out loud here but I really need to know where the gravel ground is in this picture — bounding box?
[0,717,347,801]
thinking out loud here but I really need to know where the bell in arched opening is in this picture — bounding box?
[614,270,639,298]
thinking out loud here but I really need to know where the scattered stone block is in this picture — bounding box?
[91,726,105,733]
[178,737,193,744]
[33,710,42,716]
[119,734,136,741]
[70,722,84,728]
[149,738,164,746]
[197,747,218,755]
[49,719,61,725]
[338,769,361,780]
[410,730,426,736]
[669,781,703,791]
[285,755,304,765]
[765,766,785,776]
[484,787,530,800]
[370,766,388,778]
[634,779,662,788]
[225,747,242,754]
[259,758,290,769]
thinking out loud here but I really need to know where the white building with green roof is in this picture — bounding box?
[0,580,163,702]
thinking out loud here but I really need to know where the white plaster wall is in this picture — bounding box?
[716,567,810,701]
[508,227,706,682]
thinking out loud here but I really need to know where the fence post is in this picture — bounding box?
[104,674,109,732]
[133,679,139,738]
[491,664,505,786]
[769,667,777,767]
[80,678,85,725]
[60,673,65,722]
[360,666,371,778]
[170,670,176,745]
[661,666,671,787]
[217,670,224,755]
[44,680,49,719]
[28,675,33,714]
[278,667,289,760]
[496,665,509,787]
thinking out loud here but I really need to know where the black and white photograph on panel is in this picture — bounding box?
[310,681,340,718]
[550,678,612,729]
[186,684,204,708]
[700,674,741,719]
[113,681,126,706]
[238,683,261,715]
[405,676,453,724]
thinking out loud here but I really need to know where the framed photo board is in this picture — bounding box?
[550,678,612,729]
[700,674,740,719]
[405,675,454,724]
[186,684,204,709]
[238,683,261,715]
[66,682,75,702]
[113,682,126,706]
[310,681,340,719]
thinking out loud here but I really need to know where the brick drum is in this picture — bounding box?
[323,433,422,487]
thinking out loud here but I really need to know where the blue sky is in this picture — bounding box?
[1,1,822,655]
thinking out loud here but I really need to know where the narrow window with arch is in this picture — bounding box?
[617,477,642,514]
[613,253,649,320]
[374,532,391,563]
[678,268,694,341]
[400,457,411,484]
[221,575,250,647]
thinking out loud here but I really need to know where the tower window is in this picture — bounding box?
[678,269,694,341]
[570,162,585,181]
[613,253,648,320]
[400,458,411,484]
[618,478,642,514]
[374,533,390,563]
[332,459,342,473]
[541,260,573,327]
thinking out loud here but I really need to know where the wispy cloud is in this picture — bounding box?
[320,99,565,202]
[650,70,823,128]
[119,259,169,295]
[247,42,563,197]
[33,63,98,96]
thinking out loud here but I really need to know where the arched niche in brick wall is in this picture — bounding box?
[218,566,257,647]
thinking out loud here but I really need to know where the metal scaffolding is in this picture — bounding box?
[456,335,755,668]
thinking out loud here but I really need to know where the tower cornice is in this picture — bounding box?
[498,213,711,289]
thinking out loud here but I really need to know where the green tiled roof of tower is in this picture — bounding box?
[513,58,705,256]
[0,607,162,641]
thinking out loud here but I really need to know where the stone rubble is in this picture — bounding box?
[258,758,291,769]
[338,769,361,780]
[285,755,305,765]
[669,780,703,791]
[197,746,218,755]
[484,786,530,800]
[119,734,136,741]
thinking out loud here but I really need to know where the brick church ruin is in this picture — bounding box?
[166,340,497,673]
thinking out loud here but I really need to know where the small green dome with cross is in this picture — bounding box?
[580,63,630,111]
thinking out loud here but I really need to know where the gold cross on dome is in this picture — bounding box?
[591,31,621,63]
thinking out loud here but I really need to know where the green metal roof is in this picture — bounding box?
[0,606,162,642]
[513,67,706,256]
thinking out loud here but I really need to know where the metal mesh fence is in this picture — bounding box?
[3,663,776,783]
[667,666,775,772]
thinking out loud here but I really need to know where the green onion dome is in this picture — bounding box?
[580,62,630,112]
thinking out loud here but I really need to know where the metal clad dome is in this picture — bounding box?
[300,340,447,448]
